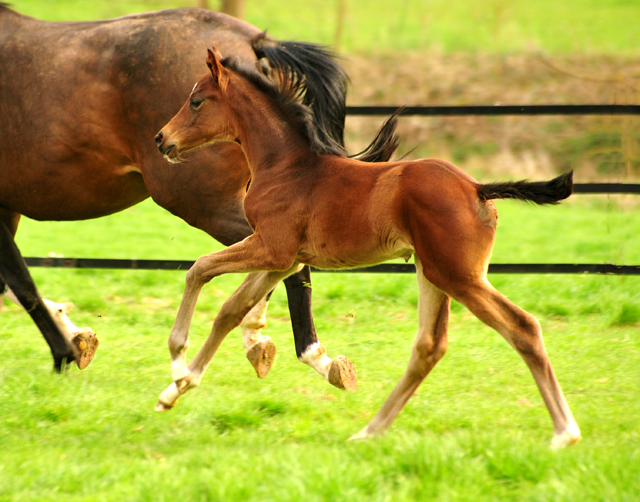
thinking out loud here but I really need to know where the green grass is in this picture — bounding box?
[8,0,640,54]
[3,1,640,499]
[1,198,640,500]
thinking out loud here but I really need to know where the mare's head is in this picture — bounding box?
[155,48,234,163]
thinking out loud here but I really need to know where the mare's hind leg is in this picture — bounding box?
[351,257,449,439]
[453,278,581,448]
[157,267,301,410]
[0,216,76,371]
[0,212,98,371]
[2,289,98,369]
[285,266,357,391]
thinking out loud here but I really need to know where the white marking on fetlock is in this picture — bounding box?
[348,426,374,441]
[550,422,582,449]
[157,382,181,410]
[186,370,204,388]
[171,361,190,383]
[240,298,269,354]
[44,299,79,333]
[299,342,333,380]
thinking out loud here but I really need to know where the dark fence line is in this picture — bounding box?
[23,105,640,275]
[21,184,640,276]
[21,258,640,275]
[346,104,640,116]
[573,183,640,194]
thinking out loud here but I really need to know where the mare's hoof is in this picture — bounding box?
[328,355,358,391]
[246,338,276,378]
[155,401,174,412]
[72,328,99,370]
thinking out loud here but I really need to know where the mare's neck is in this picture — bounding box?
[228,81,312,176]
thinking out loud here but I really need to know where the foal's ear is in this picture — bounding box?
[206,47,229,90]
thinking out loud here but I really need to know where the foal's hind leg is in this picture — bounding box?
[453,279,581,448]
[239,266,357,389]
[240,291,276,378]
[351,258,449,439]
[286,267,356,391]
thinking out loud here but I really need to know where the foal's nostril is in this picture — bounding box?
[154,131,163,146]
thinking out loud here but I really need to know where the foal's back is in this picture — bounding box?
[293,155,495,270]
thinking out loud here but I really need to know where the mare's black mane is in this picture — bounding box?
[222,55,344,156]
[251,33,348,156]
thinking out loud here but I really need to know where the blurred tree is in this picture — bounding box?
[195,0,245,19]
[221,0,245,19]
[334,0,346,50]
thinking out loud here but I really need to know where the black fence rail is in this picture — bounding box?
[23,104,640,276]
[346,104,640,116]
[22,257,640,275]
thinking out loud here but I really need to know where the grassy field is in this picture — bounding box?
[8,0,640,54]
[1,197,639,501]
[2,1,640,500]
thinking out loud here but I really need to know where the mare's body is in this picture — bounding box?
[0,5,355,384]
[154,49,581,448]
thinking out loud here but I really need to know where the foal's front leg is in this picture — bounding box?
[157,268,301,410]
[156,235,301,410]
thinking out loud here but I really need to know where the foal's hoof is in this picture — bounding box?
[155,400,174,412]
[72,328,99,370]
[348,426,373,441]
[246,338,276,378]
[328,355,358,391]
[550,424,582,449]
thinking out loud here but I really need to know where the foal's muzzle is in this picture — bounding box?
[154,131,176,157]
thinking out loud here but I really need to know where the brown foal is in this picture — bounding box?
[155,48,581,448]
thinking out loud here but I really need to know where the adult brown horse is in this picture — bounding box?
[154,48,580,448]
[0,4,391,387]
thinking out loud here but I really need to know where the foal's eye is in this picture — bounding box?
[190,98,204,109]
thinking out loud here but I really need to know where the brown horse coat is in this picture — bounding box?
[0,5,356,379]
[154,49,580,448]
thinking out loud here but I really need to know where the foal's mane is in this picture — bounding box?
[222,56,345,157]
[0,2,12,11]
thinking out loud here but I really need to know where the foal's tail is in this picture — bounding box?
[477,171,573,205]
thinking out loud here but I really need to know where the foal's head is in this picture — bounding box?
[155,48,237,163]
[155,47,347,163]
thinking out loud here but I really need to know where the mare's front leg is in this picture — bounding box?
[156,235,302,410]
[284,266,357,391]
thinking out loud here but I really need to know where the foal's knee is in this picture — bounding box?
[186,258,214,287]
